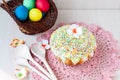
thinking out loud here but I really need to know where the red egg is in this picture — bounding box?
[36,0,50,12]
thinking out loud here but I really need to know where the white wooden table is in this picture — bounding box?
[0,0,120,80]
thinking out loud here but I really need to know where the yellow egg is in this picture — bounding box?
[29,8,42,22]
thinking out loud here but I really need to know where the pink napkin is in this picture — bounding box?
[30,23,120,80]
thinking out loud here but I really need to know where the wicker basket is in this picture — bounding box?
[0,0,58,35]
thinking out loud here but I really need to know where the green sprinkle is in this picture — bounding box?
[18,73,23,78]
[15,43,19,45]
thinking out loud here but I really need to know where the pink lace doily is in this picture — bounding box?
[30,23,120,80]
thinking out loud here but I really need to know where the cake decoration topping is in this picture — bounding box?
[67,24,83,38]
[15,68,29,80]
[39,40,50,49]
[50,24,97,65]
[10,38,25,48]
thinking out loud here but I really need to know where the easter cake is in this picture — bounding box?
[50,24,97,66]
[0,0,58,35]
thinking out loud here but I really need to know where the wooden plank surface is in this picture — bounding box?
[0,0,120,9]
[54,0,120,10]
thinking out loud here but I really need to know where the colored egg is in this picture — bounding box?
[15,5,28,21]
[29,8,42,22]
[23,0,35,10]
[36,0,50,12]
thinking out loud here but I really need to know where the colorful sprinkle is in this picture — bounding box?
[50,24,96,65]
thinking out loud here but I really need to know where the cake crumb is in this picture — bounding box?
[10,38,25,48]
[14,67,29,80]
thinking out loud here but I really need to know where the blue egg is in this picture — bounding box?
[15,5,28,21]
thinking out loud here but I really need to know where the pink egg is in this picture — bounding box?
[36,0,50,12]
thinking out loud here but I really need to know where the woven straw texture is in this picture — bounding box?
[30,23,120,80]
[0,0,58,35]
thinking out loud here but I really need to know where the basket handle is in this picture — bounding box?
[2,0,10,11]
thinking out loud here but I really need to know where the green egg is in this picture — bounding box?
[23,0,35,10]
